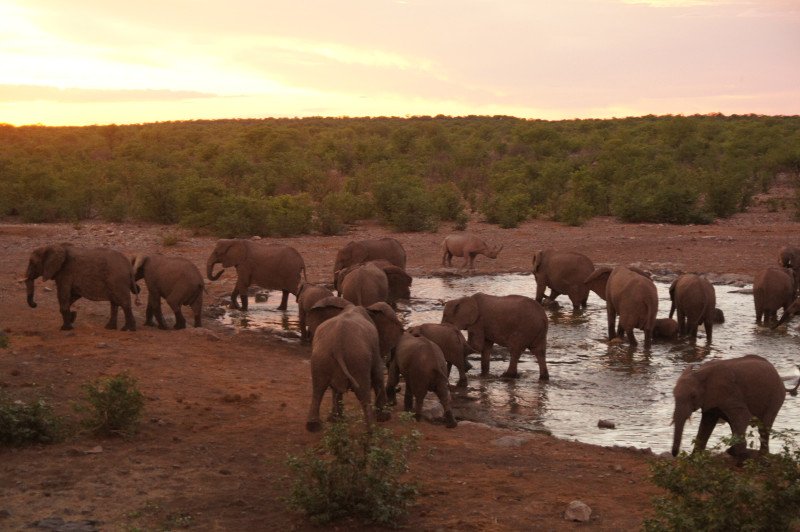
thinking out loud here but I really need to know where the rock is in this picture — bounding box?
[492,435,532,447]
[83,446,103,454]
[421,397,444,421]
[598,419,616,429]
[658,451,674,459]
[254,293,269,303]
[564,500,592,522]
[95,342,109,349]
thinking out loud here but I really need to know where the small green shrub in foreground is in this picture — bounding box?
[0,393,63,446]
[644,431,800,532]
[287,414,421,527]
[77,373,144,437]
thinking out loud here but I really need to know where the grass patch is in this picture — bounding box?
[76,373,144,437]
[0,393,63,446]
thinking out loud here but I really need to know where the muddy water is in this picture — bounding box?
[219,274,800,454]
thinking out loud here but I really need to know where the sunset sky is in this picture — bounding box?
[1,0,798,126]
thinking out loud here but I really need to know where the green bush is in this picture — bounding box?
[0,394,63,446]
[612,175,712,225]
[482,190,530,228]
[373,176,438,232]
[644,432,800,531]
[77,373,144,437]
[287,415,421,527]
[430,182,466,222]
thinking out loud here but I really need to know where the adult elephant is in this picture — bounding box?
[532,249,596,311]
[305,296,353,338]
[26,244,138,331]
[585,266,657,349]
[387,332,458,428]
[306,302,404,432]
[206,239,305,311]
[407,323,473,387]
[669,274,716,342]
[336,261,412,307]
[779,245,800,285]
[132,254,204,329]
[296,282,334,340]
[671,355,790,460]
[440,233,502,270]
[753,267,795,326]
[441,293,549,380]
[332,238,406,285]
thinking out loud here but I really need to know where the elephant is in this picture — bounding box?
[26,243,138,331]
[336,260,412,307]
[441,233,503,270]
[296,282,334,340]
[713,307,725,324]
[585,266,658,349]
[407,322,474,387]
[206,239,305,311]
[653,318,679,341]
[332,238,406,285]
[779,245,800,285]
[532,249,596,310]
[441,293,549,380]
[669,274,716,342]
[306,302,404,432]
[386,332,458,428]
[753,267,796,326]
[671,355,789,460]
[306,296,353,338]
[132,254,204,330]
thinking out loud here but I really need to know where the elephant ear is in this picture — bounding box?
[311,296,352,312]
[42,245,67,281]
[584,267,612,301]
[456,296,480,327]
[351,243,369,265]
[220,239,247,268]
[382,265,412,300]
[532,251,543,273]
[132,254,149,280]
[366,302,404,353]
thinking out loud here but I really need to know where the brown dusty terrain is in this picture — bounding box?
[0,183,798,531]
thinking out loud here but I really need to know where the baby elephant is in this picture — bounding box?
[387,332,457,428]
[653,318,679,341]
[132,254,204,329]
[407,323,473,387]
[296,282,334,340]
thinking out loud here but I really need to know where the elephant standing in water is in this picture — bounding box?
[585,266,657,349]
[441,234,503,270]
[336,260,412,308]
[671,355,790,460]
[26,244,138,331]
[779,245,800,285]
[532,249,597,311]
[669,274,716,342]
[441,293,549,380]
[306,302,404,432]
[753,267,795,326]
[132,254,204,329]
[296,282,334,340]
[407,323,473,387]
[332,238,406,285]
[206,239,305,311]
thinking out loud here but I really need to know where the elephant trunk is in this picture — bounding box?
[671,405,691,457]
[207,256,223,281]
[26,277,37,308]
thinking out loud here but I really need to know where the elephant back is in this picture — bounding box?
[249,243,306,294]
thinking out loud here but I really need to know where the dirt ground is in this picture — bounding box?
[1,183,798,531]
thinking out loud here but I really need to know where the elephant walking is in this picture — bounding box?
[132,254,204,329]
[669,274,716,342]
[26,244,138,331]
[532,249,596,311]
[296,282,334,340]
[306,303,404,432]
[753,267,796,326]
[407,323,473,387]
[333,238,406,285]
[387,332,457,428]
[441,293,549,380]
[671,355,789,460]
[586,266,657,349]
[206,239,305,311]
[441,234,502,270]
[335,260,412,308]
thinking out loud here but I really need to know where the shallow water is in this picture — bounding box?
[219,274,800,453]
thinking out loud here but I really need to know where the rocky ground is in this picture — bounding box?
[1,184,798,530]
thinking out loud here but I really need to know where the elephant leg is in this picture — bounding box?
[172,307,186,330]
[533,344,549,381]
[229,287,240,310]
[403,382,414,412]
[534,281,547,303]
[442,250,450,267]
[725,410,753,459]
[757,424,771,454]
[643,328,652,350]
[480,343,493,375]
[105,302,119,330]
[354,386,375,429]
[150,296,168,329]
[278,290,289,311]
[502,346,523,379]
[191,296,202,328]
[677,310,687,336]
[693,410,719,453]
[704,320,713,343]
[235,277,250,310]
[59,310,74,330]
[371,357,390,422]
[121,304,136,331]
[144,305,156,327]
[435,380,457,428]
[413,388,426,421]
[306,383,327,432]
[456,362,468,388]
[755,306,763,325]
[328,391,345,421]
[547,289,561,302]
[625,328,638,346]
[606,305,617,341]
[386,361,400,406]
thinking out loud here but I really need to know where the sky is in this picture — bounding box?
[0,0,798,126]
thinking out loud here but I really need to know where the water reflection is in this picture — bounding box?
[216,274,800,453]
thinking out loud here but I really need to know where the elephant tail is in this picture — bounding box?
[333,351,360,391]
[187,283,204,307]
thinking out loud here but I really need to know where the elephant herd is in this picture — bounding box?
[23,236,800,461]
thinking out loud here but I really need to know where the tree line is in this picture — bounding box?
[1,114,798,236]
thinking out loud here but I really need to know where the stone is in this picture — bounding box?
[564,500,592,522]
[598,419,616,429]
[421,397,444,421]
[492,435,532,448]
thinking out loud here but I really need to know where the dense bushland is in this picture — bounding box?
[1,115,798,235]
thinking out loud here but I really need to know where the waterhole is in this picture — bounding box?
[218,274,800,453]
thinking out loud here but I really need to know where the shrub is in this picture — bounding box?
[644,432,800,531]
[373,176,438,232]
[482,190,530,228]
[287,415,421,527]
[0,394,63,446]
[430,182,466,222]
[612,175,712,225]
[77,373,144,437]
